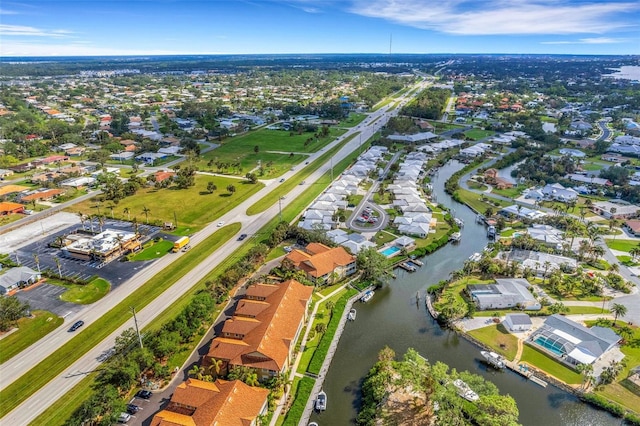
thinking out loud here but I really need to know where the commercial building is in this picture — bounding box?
[61,229,140,261]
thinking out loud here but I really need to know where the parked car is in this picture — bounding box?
[126,404,140,414]
[237,234,248,241]
[135,390,152,399]
[68,320,84,332]
[118,412,131,423]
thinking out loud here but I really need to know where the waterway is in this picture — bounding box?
[310,160,618,425]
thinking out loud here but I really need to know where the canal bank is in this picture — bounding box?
[310,160,618,426]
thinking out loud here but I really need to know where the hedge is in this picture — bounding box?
[282,377,315,426]
[307,289,357,375]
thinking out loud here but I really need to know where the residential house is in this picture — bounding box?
[601,153,626,163]
[499,205,546,220]
[484,168,514,189]
[283,243,357,284]
[0,185,30,198]
[507,249,577,275]
[592,201,640,219]
[0,266,41,294]
[205,280,313,380]
[566,173,610,186]
[150,379,269,426]
[468,278,541,311]
[0,169,14,179]
[525,224,564,249]
[503,313,533,332]
[0,202,25,215]
[19,188,65,203]
[624,219,640,237]
[541,183,578,202]
[528,314,620,366]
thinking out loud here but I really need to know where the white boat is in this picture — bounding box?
[315,390,327,411]
[468,252,481,262]
[450,232,462,242]
[361,290,374,303]
[454,217,464,227]
[487,226,496,239]
[480,351,505,369]
[453,379,479,402]
[347,308,357,321]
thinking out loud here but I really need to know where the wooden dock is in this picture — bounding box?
[505,360,548,387]
[398,262,416,272]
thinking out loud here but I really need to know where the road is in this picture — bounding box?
[0,81,424,425]
[346,151,401,232]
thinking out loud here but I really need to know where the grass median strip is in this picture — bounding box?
[246,133,358,216]
[0,223,240,418]
[0,311,63,365]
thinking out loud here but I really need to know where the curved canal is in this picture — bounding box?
[310,160,617,425]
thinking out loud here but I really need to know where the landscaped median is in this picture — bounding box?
[0,311,63,364]
[0,223,240,418]
[246,133,362,215]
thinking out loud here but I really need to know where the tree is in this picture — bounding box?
[245,172,258,184]
[611,303,628,326]
[356,247,393,287]
[207,182,217,194]
[142,206,151,224]
[32,253,40,273]
[227,184,236,195]
[254,145,259,153]
[54,257,62,279]
[0,295,30,332]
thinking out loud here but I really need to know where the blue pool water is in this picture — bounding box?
[380,246,401,257]
[534,336,564,356]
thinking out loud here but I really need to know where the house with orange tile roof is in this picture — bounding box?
[154,170,176,183]
[150,378,268,426]
[205,279,313,380]
[19,188,65,203]
[0,184,30,198]
[0,202,25,215]
[283,242,357,284]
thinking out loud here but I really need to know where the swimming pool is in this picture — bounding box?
[380,246,401,257]
[534,336,564,357]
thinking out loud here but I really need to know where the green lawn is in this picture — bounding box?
[466,180,488,191]
[67,175,263,233]
[0,311,63,364]
[340,113,367,127]
[520,345,582,384]
[58,278,111,304]
[468,323,518,360]
[617,255,639,266]
[464,129,495,141]
[281,376,315,426]
[195,127,346,177]
[374,230,398,247]
[491,186,523,199]
[0,224,240,418]
[581,162,605,171]
[605,239,639,253]
[455,189,510,214]
[265,245,287,262]
[130,239,174,261]
[246,134,363,215]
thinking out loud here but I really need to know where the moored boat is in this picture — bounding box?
[347,308,357,321]
[361,290,375,302]
[450,232,462,242]
[315,390,327,411]
[453,379,479,402]
[481,350,505,369]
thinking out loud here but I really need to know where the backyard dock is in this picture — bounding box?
[398,262,416,272]
[504,360,548,387]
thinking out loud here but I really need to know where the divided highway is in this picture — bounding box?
[1,81,426,424]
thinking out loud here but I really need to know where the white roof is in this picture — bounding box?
[553,329,582,345]
[567,348,596,364]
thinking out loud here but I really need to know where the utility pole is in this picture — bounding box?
[330,156,333,181]
[173,211,178,229]
[278,197,284,222]
[130,306,143,349]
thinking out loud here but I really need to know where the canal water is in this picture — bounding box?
[310,160,618,425]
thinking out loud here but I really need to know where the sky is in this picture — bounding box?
[0,0,639,57]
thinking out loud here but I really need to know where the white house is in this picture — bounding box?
[504,313,533,332]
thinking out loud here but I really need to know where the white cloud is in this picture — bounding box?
[0,24,73,37]
[349,0,639,35]
[0,8,19,15]
[0,41,214,56]
[542,37,626,45]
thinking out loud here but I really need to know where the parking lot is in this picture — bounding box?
[5,215,163,312]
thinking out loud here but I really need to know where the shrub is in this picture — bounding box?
[282,377,315,426]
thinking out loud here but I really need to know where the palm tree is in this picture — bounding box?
[77,212,86,230]
[245,371,259,387]
[123,207,130,221]
[142,206,151,224]
[33,254,40,273]
[54,257,62,278]
[97,215,105,233]
[611,303,628,326]
[107,203,115,219]
[576,363,594,391]
[542,261,552,284]
[631,246,640,261]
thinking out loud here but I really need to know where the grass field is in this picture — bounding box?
[491,186,523,199]
[130,239,174,260]
[468,323,518,360]
[0,311,63,364]
[0,224,240,418]
[195,127,346,177]
[455,189,510,214]
[58,278,110,304]
[246,133,363,215]
[340,113,367,127]
[466,180,488,191]
[605,239,639,253]
[66,175,263,233]
[464,129,495,141]
[520,345,582,384]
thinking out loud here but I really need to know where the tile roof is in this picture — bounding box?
[0,185,30,197]
[207,280,312,373]
[0,201,25,213]
[285,244,356,278]
[151,379,268,426]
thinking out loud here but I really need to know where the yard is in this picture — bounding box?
[468,323,518,360]
[67,175,263,232]
[520,345,582,384]
[491,186,523,199]
[464,129,495,141]
[605,239,639,253]
[195,127,346,177]
[0,310,63,364]
[340,113,367,127]
[374,230,398,247]
[455,189,510,214]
